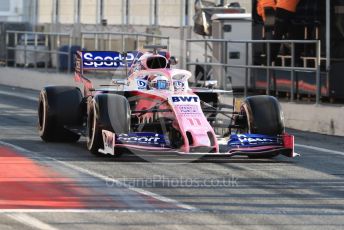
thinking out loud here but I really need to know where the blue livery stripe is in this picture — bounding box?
[228,134,282,148]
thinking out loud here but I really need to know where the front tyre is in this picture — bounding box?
[38,86,82,142]
[241,95,284,136]
[87,94,130,156]
[240,95,285,158]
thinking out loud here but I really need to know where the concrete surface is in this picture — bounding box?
[0,67,112,90]
[0,67,343,136]
[282,102,344,137]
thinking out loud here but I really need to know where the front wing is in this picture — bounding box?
[99,130,297,158]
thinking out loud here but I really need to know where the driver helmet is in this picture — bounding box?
[148,74,170,90]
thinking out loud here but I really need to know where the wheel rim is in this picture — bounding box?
[87,103,97,150]
[239,103,250,134]
[38,92,47,133]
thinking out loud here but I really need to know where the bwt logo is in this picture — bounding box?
[83,52,136,68]
[171,96,199,103]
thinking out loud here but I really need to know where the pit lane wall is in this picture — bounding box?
[0,67,343,137]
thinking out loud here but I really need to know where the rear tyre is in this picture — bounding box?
[38,86,82,142]
[87,94,130,156]
[240,95,285,158]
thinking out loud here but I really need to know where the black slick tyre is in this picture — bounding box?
[240,95,285,158]
[38,86,82,142]
[87,94,130,156]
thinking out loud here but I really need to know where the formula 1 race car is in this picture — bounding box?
[38,45,296,158]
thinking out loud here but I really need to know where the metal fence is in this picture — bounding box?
[186,39,322,104]
[80,31,170,51]
[5,30,170,73]
[6,30,73,72]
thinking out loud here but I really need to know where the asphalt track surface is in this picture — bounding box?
[0,84,343,230]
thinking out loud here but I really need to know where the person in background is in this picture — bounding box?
[256,0,277,43]
[256,0,276,22]
[271,0,301,62]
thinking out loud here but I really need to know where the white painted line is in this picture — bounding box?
[6,213,58,230]
[0,90,38,101]
[295,143,344,156]
[2,207,344,216]
[0,140,197,211]
[0,141,30,153]
[1,209,194,214]
[52,157,197,211]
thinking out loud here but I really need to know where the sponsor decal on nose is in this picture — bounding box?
[171,96,199,103]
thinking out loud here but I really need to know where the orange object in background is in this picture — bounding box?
[276,0,301,13]
[257,0,276,21]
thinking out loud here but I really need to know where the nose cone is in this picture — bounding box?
[169,93,218,153]
[184,129,218,153]
[188,130,211,146]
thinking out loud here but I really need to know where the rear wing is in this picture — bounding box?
[74,50,141,74]
[74,50,171,74]
[74,50,141,95]
[74,49,171,95]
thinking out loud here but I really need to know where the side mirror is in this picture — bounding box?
[112,79,127,85]
[204,80,217,89]
[169,56,178,65]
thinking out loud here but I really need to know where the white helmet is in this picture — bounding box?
[148,74,170,90]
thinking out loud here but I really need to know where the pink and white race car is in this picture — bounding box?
[38,45,296,158]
